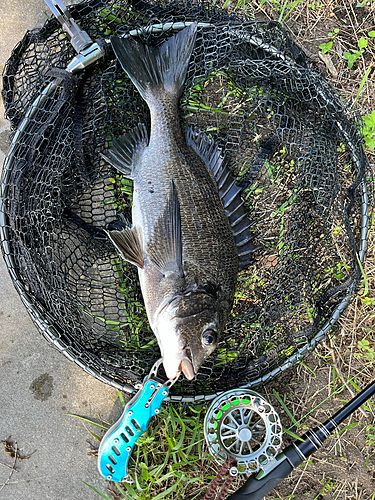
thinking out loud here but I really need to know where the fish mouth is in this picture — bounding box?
[162,355,194,380]
[180,357,195,381]
[180,347,195,381]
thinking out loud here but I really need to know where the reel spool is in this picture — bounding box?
[204,389,283,475]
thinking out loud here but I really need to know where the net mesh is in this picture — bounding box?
[1,0,371,402]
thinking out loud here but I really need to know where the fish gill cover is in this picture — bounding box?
[0,0,372,402]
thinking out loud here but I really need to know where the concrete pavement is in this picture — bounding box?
[0,2,121,499]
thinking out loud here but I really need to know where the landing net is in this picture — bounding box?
[1,0,371,402]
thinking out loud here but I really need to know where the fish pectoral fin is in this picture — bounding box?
[106,220,144,269]
[187,127,256,270]
[147,180,184,278]
[101,123,148,178]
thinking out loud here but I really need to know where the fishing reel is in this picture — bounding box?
[204,389,283,476]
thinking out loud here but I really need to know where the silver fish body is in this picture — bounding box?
[104,24,255,380]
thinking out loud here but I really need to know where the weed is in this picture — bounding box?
[106,174,133,212]
[259,0,305,24]
[356,339,375,361]
[319,30,375,71]
[366,424,375,447]
[307,1,324,9]
[81,258,155,351]
[336,422,361,436]
[111,258,156,351]
[362,110,375,151]
[272,390,299,427]
[83,481,113,499]
[344,37,367,69]
[343,31,375,69]
[354,64,372,106]
[183,69,247,119]
[314,477,337,499]
[319,29,339,55]
[94,5,148,37]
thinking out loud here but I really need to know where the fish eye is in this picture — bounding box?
[202,329,217,346]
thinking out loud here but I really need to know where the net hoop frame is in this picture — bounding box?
[0,19,371,403]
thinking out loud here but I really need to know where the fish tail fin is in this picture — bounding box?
[111,23,197,101]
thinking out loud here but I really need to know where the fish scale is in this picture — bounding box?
[135,144,237,318]
[133,95,237,289]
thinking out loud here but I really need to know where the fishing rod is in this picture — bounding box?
[226,379,375,500]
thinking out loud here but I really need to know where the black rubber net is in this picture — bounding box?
[1,0,372,403]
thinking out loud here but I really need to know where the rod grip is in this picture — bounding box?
[227,457,294,500]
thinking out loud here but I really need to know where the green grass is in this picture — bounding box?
[362,110,375,151]
[259,0,306,24]
[106,174,133,212]
[82,402,218,500]
[79,366,375,499]
[82,256,156,351]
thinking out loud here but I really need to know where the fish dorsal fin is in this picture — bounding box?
[106,219,144,269]
[187,126,256,270]
[147,180,184,278]
[101,123,148,178]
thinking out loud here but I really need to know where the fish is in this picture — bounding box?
[103,23,255,381]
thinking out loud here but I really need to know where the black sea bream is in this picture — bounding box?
[103,23,255,380]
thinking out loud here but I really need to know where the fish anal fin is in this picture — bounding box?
[106,220,144,269]
[147,180,183,278]
[101,123,148,178]
[187,126,256,270]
